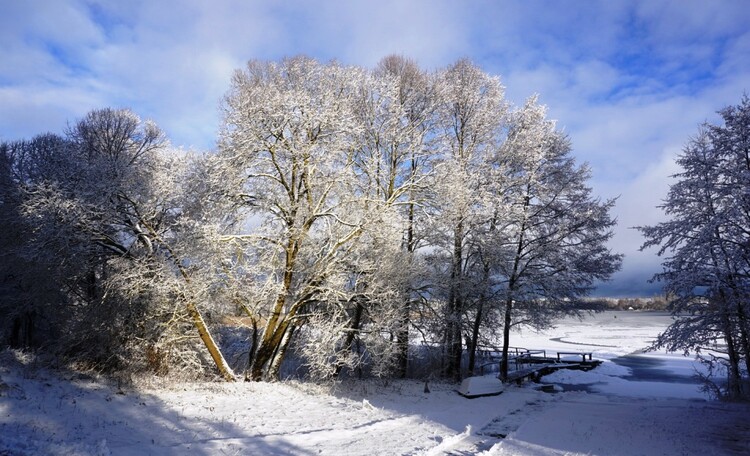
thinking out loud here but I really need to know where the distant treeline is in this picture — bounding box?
[578,297,669,311]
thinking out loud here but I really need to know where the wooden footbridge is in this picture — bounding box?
[458,347,602,398]
[503,347,600,383]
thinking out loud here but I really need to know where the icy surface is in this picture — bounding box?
[2,311,749,455]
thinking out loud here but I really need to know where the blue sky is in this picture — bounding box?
[2,0,749,297]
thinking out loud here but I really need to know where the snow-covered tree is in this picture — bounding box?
[354,55,438,377]
[220,56,445,381]
[495,97,622,381]
[2,57,622,385]
[428,59,509,381]
[0,136,72,349]
[640,96,750,398]
[6,109,235,380]
[295,211,412,380]
[220,57,388,380]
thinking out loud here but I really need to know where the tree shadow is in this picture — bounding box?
[0,352,312,455]
[328,377,519,432]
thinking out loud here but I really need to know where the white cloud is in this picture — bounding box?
[2,0,749,294]
[634,0,747,42]
[589,146,683,297]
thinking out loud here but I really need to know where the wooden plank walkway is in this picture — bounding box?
[475,348,603,386]
[504,363,577,384]
[458,349,603,398]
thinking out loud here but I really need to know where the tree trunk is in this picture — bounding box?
[144,222,236,382]
[9,311,35,348]
[396,311,409,378]
[251,237,299,381]
[395,199,418,378]
[500,245,524,382]
[250,320,289,381]
[446,220,464,382]
[719,302,742,399]
[335,301,364,377]
[443,312,462,382]
[500,296,513,382]
[733,300,750,380]
[237,303,259,381]
[501,195,529,382]
[724,329,742,399]
[468,299,484,375]
[185,300,235,382]
[267,324,296,381]
[246,319,259,381]
[468,254,492,375]
[740,326,750,385]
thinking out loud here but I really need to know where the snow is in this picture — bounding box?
[485,396,750,456]
[2,311,749,455]
[458,374,504,398]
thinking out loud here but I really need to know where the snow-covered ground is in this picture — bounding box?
[1,311,749,455]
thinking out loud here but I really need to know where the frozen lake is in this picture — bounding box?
[511,310,675,356]
[509,310,710,399]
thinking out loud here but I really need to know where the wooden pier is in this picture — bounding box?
[458,348,602,397]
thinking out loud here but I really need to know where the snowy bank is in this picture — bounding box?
[3,312,749,455]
